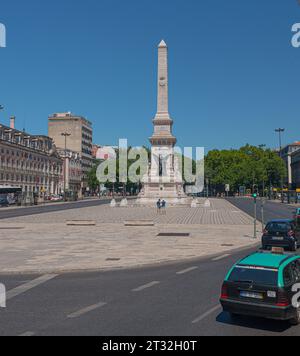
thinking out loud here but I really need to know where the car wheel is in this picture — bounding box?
[290,308,300,325]
[262,245,267,251]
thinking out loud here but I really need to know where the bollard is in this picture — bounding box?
[0,283,6,308]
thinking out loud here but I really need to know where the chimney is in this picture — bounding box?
[10,116,15,129]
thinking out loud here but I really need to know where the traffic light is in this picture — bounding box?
[252,193,257,202]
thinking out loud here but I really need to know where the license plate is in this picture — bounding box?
[272,236,284,241]
[240,291,263,300]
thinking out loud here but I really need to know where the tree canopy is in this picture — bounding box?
[205,144,286,193]
[87,144,286,195]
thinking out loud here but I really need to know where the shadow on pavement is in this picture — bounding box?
[216,311,291,334]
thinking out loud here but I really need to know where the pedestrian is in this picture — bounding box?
[161,200,166,215]
[156,199,161,214]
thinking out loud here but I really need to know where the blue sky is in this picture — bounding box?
[0,0,300,152]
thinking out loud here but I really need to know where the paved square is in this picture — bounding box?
[0,199,257,274]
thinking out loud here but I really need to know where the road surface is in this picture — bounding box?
[0,198,123,220]
[227,197,296,223]
[1,245,300,336]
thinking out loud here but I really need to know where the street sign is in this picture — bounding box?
[225,184,230,192]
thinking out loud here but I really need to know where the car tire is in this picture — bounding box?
[262,245,267,251]
[290,308,300,326]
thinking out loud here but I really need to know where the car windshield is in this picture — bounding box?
[266,222,290,232]
[228,266,278,286]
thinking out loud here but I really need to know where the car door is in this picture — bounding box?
[293,259,300,283]
[294,222,300,242]
[283,261,300,302]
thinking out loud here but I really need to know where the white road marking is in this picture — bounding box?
[132,281,160,292]
[19,331,35,337]
[68,302,107,319]
[192,305,221,324]
[176,267,198,275]
[212,254,230,261]
[6,274,58,300]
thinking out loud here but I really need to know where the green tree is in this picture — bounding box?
[205,145,286,194]
[87,160,101,192]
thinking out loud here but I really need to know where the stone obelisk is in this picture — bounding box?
[150,40,176,146]
[155,40,171,121]
[138,40,187,205]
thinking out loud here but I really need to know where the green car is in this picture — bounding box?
[220,250,300,325]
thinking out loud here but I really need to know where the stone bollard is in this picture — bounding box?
[191,199,198,208]
[120,198,128,207]
[110,199,117,208]
[204,199,211,208]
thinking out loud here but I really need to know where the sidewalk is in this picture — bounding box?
[0,196,113,212]
[0,199,258,274]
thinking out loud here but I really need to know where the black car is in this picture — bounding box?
[262,219,300,252]
[0,197,9,207]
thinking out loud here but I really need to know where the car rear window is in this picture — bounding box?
[228,266,278,286]
[266,222,290,232]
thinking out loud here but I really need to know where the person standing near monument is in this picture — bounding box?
[156,199,161,214]
[161,200,167,215]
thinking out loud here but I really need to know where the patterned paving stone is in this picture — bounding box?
[0,199,257,274]
[4,199,253,226]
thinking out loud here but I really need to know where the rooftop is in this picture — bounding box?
[267,219,294,223]
[49,112,92,126]
[238,252,297,269]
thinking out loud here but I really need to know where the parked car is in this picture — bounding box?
[220,249,300,325]
[293,208,300,221]
[262,219,300,252]
[0,197,9,207]
[50,195,63,202]
[7,194,16,205]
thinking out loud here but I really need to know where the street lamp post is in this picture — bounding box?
[259,144,266,197]
[61,132,71,201]
[261,197,265,233]
[253,193,258,239]
[275,128,285,203]
[0,105,4,120]
[275,128,285,153]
